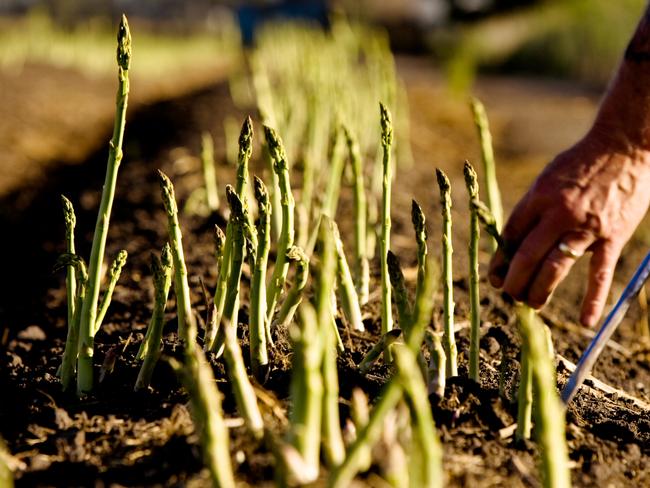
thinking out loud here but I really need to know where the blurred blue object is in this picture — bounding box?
[237,0,329,44]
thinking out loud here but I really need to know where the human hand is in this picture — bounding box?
[488,127,650,326]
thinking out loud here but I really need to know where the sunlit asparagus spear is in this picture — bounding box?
[290,301,324,481]
[249,176,271,376]
[464,161,482,382]
[516,335,533,441]
[357,329,401,374]
[328,257,437,487]
[393,344,443,488]
[470,97,503,243]
[330,219,364,332]
[276,246,309,328]
[204,226,226,349]
[76,15,131,395]
[411,199,428,302]
[94,249,127,334]
[436,168,458,377]
[322,122,346,218]
[472,199,508,253]
[425,329,446,398]
[264,126,295,322]
[210,186,246,352]
[134,245,172,391]
[169,352,235,488]
[515,305,570,488]
[158,170,197,347]
[55,254,87,391]
[380,102,394,362]
[222,320,265,439]
[387,251,411,333]
[200,131,219,212]
[61,195,76,339]
[235,116,254,228]
[342,126,370,305]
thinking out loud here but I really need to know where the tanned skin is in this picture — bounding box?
[489,5,650,327]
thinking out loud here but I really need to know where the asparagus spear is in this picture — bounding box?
[343,126,370,305]
[158,170,197,347]
[357,329,401,374]
[276,246,309,328]
[264,126,295,322]
[379,102,394,362]
[411,199,428,303]
[61,195,76,339]
[249,176,271,376]
[464,161,481,382]
[425,329,446,398]
[94,249,128,334]
[436,168,458,377]
[200,131,219,212]
[135,245,172,391]
[204,226,226,349]
[330,219,364,332]
[76,15,131,395]
[387,251,411,333]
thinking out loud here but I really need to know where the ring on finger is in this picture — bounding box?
[558,242,583,260]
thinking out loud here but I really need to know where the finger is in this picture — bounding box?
[580,241,620,327]
[488,197,538,287]
[526,231,596,309]
[502,214,572,301]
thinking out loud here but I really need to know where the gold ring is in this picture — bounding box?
[558,242,582,259]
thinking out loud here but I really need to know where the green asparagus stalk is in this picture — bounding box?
[330,219,364,332]
[264,126,295,322]
[276,246,309,328]
[328,257,437,487]
[472,199,508,253]
[169,352,235,488]
[379,102,394,362]
[200,131,219,212]
[210,186,246,352]
[135,244,172,391]
[357,329,402,374]
[75,14,131,395]
[322,122,346,219]
[235,116,254,225]
[470,97,503,242]
[204,225,226,348]
[386,251,411,333]
[316,216,345,467]
[158,170,197,347]
[393,345,443,488]
[436,168,458,377]
[516,338,533,441]
[94,249,127,334]
[222,320,265,439]
[425,330,446,398]
[350,388,371,472]
[411,199,428,303]
[342,125,370,305]
[61,195,76,339]
[249,176,271,376]
[55,254,87,391]
[515,305,570,488]
[464,161,481,382]
[290,300,324,481]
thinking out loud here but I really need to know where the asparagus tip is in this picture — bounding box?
[262,125,287,171]
[117,14,131,71]
[214,225,226,255]
[225,184,244,219]
[435,168,450,192]
[379,102,393,147]
[411,199,426,235]
[157,170,178,216]
[239,116,254,160]
[463,160,479,197]
[61,194,76,228]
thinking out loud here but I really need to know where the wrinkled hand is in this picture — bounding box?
[489,128,650,326]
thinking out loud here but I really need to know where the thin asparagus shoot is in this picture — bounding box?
[322,122,346,219]
[135,244,172,391]
[516,337,533,441]
[380,102,394,362]
[235,116,254,227]
[387,251,412,333]
[276,246,309,328]
[436,168,458,377]
[264,125,295,322]
[472,199,508,254]
[411,199,428,302]
[61,195,76,341]
[331,219,365,332]
[464,161,481,382]
[94,249,128,334]
[357,329,402,374]
[158,170,197,346]
[470,97,503,242]
[75,14,131,395]
[201,131,219,212]
[249,176,271,376]
[204,225,226,348]
[425,329,446,398]
[169,352,235,488]
[350,388,371,472]
[343,125,369,305]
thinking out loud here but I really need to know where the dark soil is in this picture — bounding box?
[1,59,649,487]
